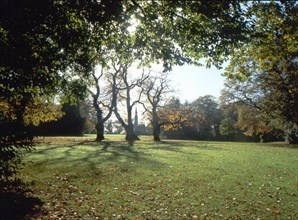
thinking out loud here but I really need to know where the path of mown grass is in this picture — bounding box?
[21,135,297,219]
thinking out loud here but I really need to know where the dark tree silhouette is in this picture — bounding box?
[143,73,173,141]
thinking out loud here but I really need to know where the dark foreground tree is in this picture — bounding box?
[0,0,123,181]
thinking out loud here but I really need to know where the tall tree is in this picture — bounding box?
[85,67,118,141]
[142,73,173,141]
[113,64,149,142]
[224,1,298,143]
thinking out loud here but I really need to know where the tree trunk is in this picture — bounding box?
[15,99,33,142]
[153,127,161,141]
[153,123,161,141]
[95,120,105,142]
[125,124,140,142]
[286,129,298,144]
[93,100,105,142]
[114,106,140,143]
[152,112,161,141]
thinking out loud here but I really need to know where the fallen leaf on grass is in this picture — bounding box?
[192,215,199,220]
[129,190,139,196]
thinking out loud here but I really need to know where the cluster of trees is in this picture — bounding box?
[49,67,173,142]
[133,94,284,142]
[1,0,297,182]
[222,1,297,144]
[159,96,222,140]
[75,90,286,143]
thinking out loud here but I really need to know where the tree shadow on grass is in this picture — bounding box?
[147,140,226,153]
[30,140,164,172]
[29,140,226,170]
[0,179,45,220]
[72,140,158,170]
[31,140,95,155]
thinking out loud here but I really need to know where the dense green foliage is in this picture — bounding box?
[130,0,248,69]
[10,136,297,219]
[0,0,122,180]
[223,1,298,143]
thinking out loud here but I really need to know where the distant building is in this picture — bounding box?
[133,108,151,135]
[134,108,139,130]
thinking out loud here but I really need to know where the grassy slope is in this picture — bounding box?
[21,135,297,219]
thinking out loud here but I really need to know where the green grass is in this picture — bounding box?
[20,135,297,219]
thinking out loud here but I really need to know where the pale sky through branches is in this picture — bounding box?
[170,63,226,102]
[94,62,226,108]
[127,18,226,102]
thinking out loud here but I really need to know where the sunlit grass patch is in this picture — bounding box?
[21,137,298,219]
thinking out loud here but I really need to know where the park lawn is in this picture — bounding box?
[20,135,297,219]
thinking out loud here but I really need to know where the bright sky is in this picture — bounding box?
[170,63,227,102]
[95,62,227,105]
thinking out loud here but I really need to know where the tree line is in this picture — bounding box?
[40,89,286,143]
